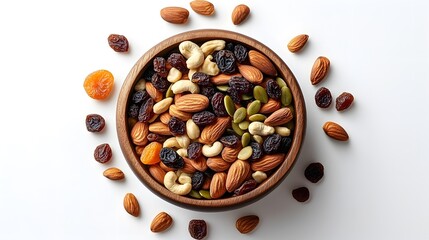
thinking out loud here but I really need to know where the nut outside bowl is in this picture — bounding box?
[116,29,306,211]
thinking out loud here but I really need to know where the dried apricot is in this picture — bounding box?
[84,69,114,100]
[140,142,162,165]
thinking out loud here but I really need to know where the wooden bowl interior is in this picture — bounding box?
[116,29,306,211]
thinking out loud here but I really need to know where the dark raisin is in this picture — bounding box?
[211,92,228,117]
[192,111,216,126]
[292,187,310,202]
[229,76,252,94]
[250,142,263,160]
[128,104,139,118]
[107,34,128,52]
[215,50,236,74]
[153,57,168,77]
[138,98,154,122]
[220,135,240,148]
[204,168,215,178]
[147,133,168,143]
[315,87,332,108]
[131,90,149,104]
[263,134,282,154]
[336,92,354,111]
[225,42,235,51]
[191,72,211,86]
[233,179,258,196]
[304,162,324,183]
[142,68,155,81]
[191,172,205,190]
[187,142,203,160]
[168,117,186,136]
[227,88,241,104]
[200,86,217,101]
[160,147,184,169]
[151,73,169,92]
[188,219,207,240]
[279,136,292,154]
[167,53,188,73]
[266,79,281,99]
[234,44,248,63]
[93,143,112,163]
[85,114,105,132]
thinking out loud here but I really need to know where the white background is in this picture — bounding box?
[1,0,428,239]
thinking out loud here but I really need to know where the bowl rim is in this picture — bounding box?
[116,29,306,211]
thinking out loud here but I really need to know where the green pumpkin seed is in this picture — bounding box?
[216,85,229,92]
[281,86,292,106]
[241,132,251,147]
[232,122,244,136]
[252,135,264,144]
[224,95,235,117]
[238,121,250,130]
[247,100,261,116]
[199,190,212,199]
[189,190,202,199]
[238,146,253,160]
[253,86,268,103]
[233,107,247,123]
[241,93,253,100]
[276,77,287,88]
[165,84,174,98]
[249,113,267,122]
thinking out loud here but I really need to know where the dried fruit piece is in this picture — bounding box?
[160,147,185,169]
[236,215,259,234]
[93,143,112,163]
[292,187,310,202]
[150,212,173,233]
[83,69,114,100]
[191,72,211,86]
[336,92,354,111]
[188,142,203,160]
[192,111,216,126]
[266,79,281,99]
[305,162,324,183]
[131,90,150,104]
[231,4,250,25]
[107,34,129,52]
[140,142,162,165]
[123,193,140,217]
[191,171,205,190]
[85,114,105,132]
[151,73,169,92]
[263,134,282,154]
[215,50,236,74]
[234,44,248,63]
[220,135,240,148]
[138,98,154,122]
[168,117,186,136]
[233,179,258,196]
[315,87,332,108]
[189,219,207,240]
[167,53,188,73]
[211,92,228,117]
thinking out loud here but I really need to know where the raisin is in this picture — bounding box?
[220,135,240,148]
[279,136,292,154]
[266,79,281,99]
[151,73,169,92]
[147,133,168,143]
[215,50,237,74]
[292,187,310,202]
[191,172,205,190]
[85,114,105,132]
[142,68,156,81]
[225,42,235,51]
[234,44,248,63]
[229,76,252,94]
[128,104,139,118]
[203,168,215,178]
[200,86,217,101]
[192,111,216,126]
[138,98,154,122]
[250,142,263,160]
[160,147,184,169]
[168,117,186,136]
[167,53,188,73]
[84,69,114,100]
[211,92,228,117]
[191,72,211,86]
[233,179,258,196]
[131,90,149,104]
[93,143,112,163]
[263,134,282,154]
[336,92,354,111]
[187,142,203,160]
[107,34,129,52]
[304,162,324,183]
[227,88,241,103]
[188,219,207,240]
[153,57,168,77]
[315,87,332,108]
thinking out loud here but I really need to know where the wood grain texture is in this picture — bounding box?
[116,29,306,211]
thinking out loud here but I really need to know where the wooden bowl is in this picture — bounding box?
[116,29,306,211]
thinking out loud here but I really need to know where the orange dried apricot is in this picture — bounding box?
[84,69,114,100]
[140,142,162,165]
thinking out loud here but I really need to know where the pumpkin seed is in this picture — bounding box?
[189,190,202,199]
[224,95,235,117]
[232,122,244,136]
[238,121,250,130]
[233,107,247,123]
[276,77,287,88]
[247,100,261,116]
[165,84,174,98]
[199,190,212,199]
[253,86,268,103]
[249,113,267,122]
[238,146,253,160]
[281,86,292,106]
[216,85,229,92]
[241,93,253,100]
[241,132,251,147]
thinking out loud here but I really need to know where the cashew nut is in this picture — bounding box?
[176,134,191,149]
[275,126,291,136]
[176,148,188,157]
[198,55,220,76]
[167,67,182,83]
[186,119,200,140]
[248,121,275,136]
[202,141,223,157]
[171,80,200,94]
[163,137,181,148]
[134,79,146,91]
[178,172,192,184]
[153,97,173,114]
[164,171,192,195]
[252,171,267,183]
[200,40,226,57]
[179,41,204,69]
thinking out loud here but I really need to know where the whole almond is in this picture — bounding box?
[190,0,215,16]
[103,167,125,180]
[189,156,208,172]
[169,104,193,121]
[210,73,242,85]
[131,122,149,146]
[150,212,173,233]
[287,34,309,53]
[160,112,172,125]
[221,146,242,163]
[264,108,293,126]
[248,50,277,76]
[310,56,330,85]
[322,121,349,141]
[238,64,263,84]
[149,122,172,135]
[149,164,166,184]
[207,157,231,172]
[236,215,260,234]
[199,117,230,145]
[123,193,140,217]
[226,160,250,192]
[259,99,281,114]
[182,157,197,174]
[175,94,209,113]
[146,82,163,102]
[232,4,250,25]
[251,154,285,172]
[210,172,227,199]
[160,7,189,24]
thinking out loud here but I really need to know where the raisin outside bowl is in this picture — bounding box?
[116,29,306,211]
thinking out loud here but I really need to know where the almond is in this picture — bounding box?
[189,156,208,172]
[190,0,215,16]
[145,82,163,102]
[169,104,193,121]
[182,157,197,174]
[148,164,166,184]
[322,121,349,141]
[160,7,189,24]
[103,167,125,180]
[248,50,277,76]
[175,94,209,113]
[238,64,263,84]
[226,160,250,192]
[231,4,250,25]
[150,212,173,233]
[287,34,309,53]
[123,193,140,217]
[310,56,330,85]
[210,172,227,199]
[264,108,293,126]
[159,112,172,125]
[149,122,172,135]
[207,157,231,172]
[210,73,242,85]
[259,99,281,114]
[236,215,259,234]
[251,154,285,172]
[199,117,230,145]
[221,146,242,163]
[131,122,149,146]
